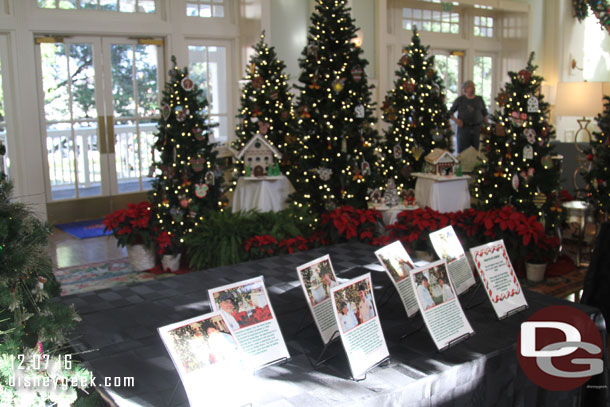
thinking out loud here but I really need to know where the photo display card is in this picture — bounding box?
[208,276,290,371]
[429,226,476,295]
[330,273,390,379]
[296,255,341,344]
[374,241,419,317]
[469,240,528,319]
[158,311,255,407]
[411,260,474,351]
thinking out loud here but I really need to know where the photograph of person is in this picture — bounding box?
[298,258,337,306]
[212,281,273,329]
[333,279,377,333]
[165,315,239,374]
[436,229,464,264]
[375,241,416,283]
[414,265,456,310]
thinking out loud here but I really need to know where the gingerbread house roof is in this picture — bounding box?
[425,148,458,165]
[237,133,282,160]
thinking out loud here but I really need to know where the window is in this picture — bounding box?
[502,15,527,39]
[474,15,494,38]
[188,44,230,144]
[37,0,156,13]
[473,55,493,112]
[433,52,462,110]
[402,7,459,34]
[186,0,224,18]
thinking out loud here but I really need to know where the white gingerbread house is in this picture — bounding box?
[424,148,459,176]
[237,133,282,177]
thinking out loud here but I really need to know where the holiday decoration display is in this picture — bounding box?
[0,181,92,404]
[232,32,296,180]
[290,0,382,214]
[423,148,460,176]
[584,96,610,212]
[380,27,453,190]
[474,53,562,231]
[237,133,282,177]
[383,178,401,207]
[149,56,224,255]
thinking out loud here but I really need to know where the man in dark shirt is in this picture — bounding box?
[449,80,489,153]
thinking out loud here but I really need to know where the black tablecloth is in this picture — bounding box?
[59,242,609,407]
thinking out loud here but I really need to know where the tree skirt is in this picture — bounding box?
[54,259,174,296]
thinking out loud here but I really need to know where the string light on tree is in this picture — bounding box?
[474,52,562,231]
[291,0,382,215]
[149,56,224,255]
[380,27,453,190]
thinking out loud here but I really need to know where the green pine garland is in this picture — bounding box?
[573,0,610,33]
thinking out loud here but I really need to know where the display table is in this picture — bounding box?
[374,204,419,225]
[232,175,292,213]
[59,242,608,406]
[413,172,471,213]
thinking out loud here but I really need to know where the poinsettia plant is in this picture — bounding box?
[320,206,382,244]
[102,201,153,248]
[155,230,182,255]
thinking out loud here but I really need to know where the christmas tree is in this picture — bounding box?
[380,27,453,189]
[473,53,562,230]
[150,56,224,254]
[0,179,91,404]
[231,32,297,180]
[290,0,382,214]
[585,96,610,213]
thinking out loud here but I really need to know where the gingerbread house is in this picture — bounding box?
[423,148,459,176]
[237,133,282,177]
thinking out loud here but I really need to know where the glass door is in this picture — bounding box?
[37,36,162,202]
[38,37,105,200]
[102,38,162,194]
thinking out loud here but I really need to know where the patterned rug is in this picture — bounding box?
[55,259,175,296]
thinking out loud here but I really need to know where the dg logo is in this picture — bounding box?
[517,305,604,391]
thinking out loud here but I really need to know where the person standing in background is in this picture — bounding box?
[449,80,489,153]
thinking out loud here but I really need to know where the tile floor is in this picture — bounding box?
[48,227,126,269]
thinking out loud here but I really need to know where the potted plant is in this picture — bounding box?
[522,234,560,282]
[156,230,182,272]
[103,201,155,271]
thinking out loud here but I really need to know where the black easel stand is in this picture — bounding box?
[439,331,475,352]
[499,304,529,320]
[308,331,340,368]
[461,281,486,309]
[255,356,291,373]
[349,356,391,382]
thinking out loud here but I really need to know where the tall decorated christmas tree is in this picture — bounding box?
[231,32,297,180]
[290,0,382,214]
[0,179,91,404]
[585,96,610,213]
[474,53,561,230]
[150,57,224,254]
[380,27,453,189]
